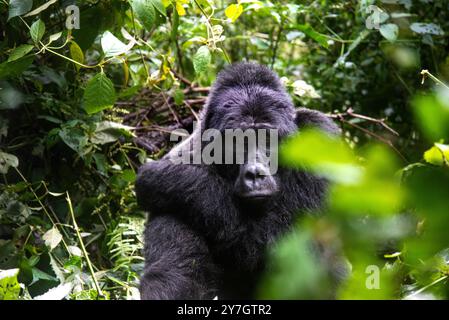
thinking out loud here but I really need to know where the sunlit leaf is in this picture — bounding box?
[193,45,211,75]
[34,283,73,300]
[0,151,19,174]
[0,269,21,300]
[101,31,135,57]
[43,227,62,251]
[411,92,449,141]
[424,143,449,166]
[225,4,243,22]
[281,128,361,184]
[379,23,398,41]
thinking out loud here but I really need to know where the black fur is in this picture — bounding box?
[135,62,341,299]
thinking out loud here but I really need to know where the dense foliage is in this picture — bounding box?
[0,0,448,299]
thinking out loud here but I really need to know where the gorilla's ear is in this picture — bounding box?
[294,108,341,135]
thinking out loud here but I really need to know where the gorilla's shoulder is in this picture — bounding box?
[213,62,284,92]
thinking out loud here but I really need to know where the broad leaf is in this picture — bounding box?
[69,41,84,71]
[225,4,243,22]
[91,121,134,145]
[410,23,444,36]
[43,227,63,251]
[7,0,33,21]
[30,19,45,43]
[295,24,329,49]
[379,23,398,41]
[0,269,21,300]
[0,56,34,79]
[424,143,449,166]
[8,44,34,62]
[193,45,211,75]
[83,73,116,114]
[0,151,19,174]
[130,0,156,31]
[101,31,135,57]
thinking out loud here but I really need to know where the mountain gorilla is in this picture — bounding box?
[135,62,343,299]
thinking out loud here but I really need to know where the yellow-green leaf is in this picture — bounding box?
[176,2,186,16]
[225,4,243,22]
[0,269,21,300]
[424,143,449,166]
[69,41,84,71]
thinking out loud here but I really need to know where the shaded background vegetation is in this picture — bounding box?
[1,0,449,299]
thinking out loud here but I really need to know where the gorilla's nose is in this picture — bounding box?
[243,163,269,186]
[236,163,278,200]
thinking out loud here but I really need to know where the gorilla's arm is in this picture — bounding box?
[135,159,239,234]
[141,215,219,299]
[295,108,340,135]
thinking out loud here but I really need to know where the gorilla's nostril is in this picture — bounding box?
[244,170,257,181]
[244,164,266,183]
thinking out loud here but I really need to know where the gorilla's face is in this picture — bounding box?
[204,86,297,205]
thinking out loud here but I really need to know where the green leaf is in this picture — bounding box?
[193,45,211,75]
[173,88,184,105]
[379,23,398,41]
[225,4,243,22]
[0,151,19,174]
[411,92,449,141]
[280,128,361,184]
[43,227,63,251]
[58,126,89,155]
[0,269,21,300]
[295,24,329,49]
[30,19,45,43]
[7,0,33,21]
[91,121,134,145]
[69,41,84,71]
[424,143,449,166]
[48,32,62,44]
[0,56,34,79]
[83,73,116,114]
[31,268,57,285]
[101,31,134,57]
[8,44,34,62]
[130,0,156,31]
[152,0,166,17]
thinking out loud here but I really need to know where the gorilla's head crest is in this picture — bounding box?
[203,62,297,137]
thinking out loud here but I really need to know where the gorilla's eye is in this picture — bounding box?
[222,102,234,109]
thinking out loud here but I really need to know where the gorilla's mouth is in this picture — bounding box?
[237,189,278,202]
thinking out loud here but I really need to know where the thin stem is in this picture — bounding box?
[403,275,448,300]
[130,6,150,80]
[421,69,449,91]
[66,192,103,298]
